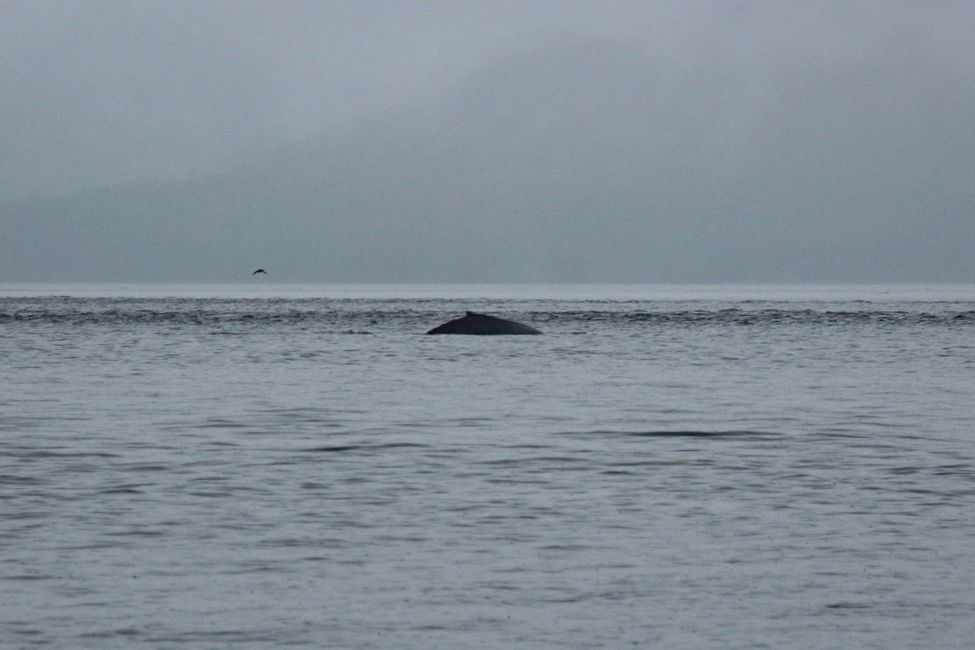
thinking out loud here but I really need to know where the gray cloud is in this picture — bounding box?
[0,0,671,198]
[2,1,973,281]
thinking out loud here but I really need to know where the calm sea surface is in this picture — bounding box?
[2,284,974,649]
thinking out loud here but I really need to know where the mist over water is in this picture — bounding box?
[2,284,975,648]
[3,3,975,283]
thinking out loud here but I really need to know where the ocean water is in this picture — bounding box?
[2,283,974,649]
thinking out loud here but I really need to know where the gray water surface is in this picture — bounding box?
[2,284,974,648]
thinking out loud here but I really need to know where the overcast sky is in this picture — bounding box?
[1,0,691,197]
[2,1,974,282]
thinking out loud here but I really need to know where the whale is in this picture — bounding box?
[426,311,541,335]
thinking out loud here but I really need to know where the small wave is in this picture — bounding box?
[586,429,777,439]
[303,445,361,453]
[301,442,427,453]
[1,574,59,581]
[1,449,120,459]
[824,601,873,610]
[97,486,146,495]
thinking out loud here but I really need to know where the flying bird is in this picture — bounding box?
[252,268,267,275]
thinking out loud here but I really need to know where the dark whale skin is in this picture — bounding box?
[426,311,541,335]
